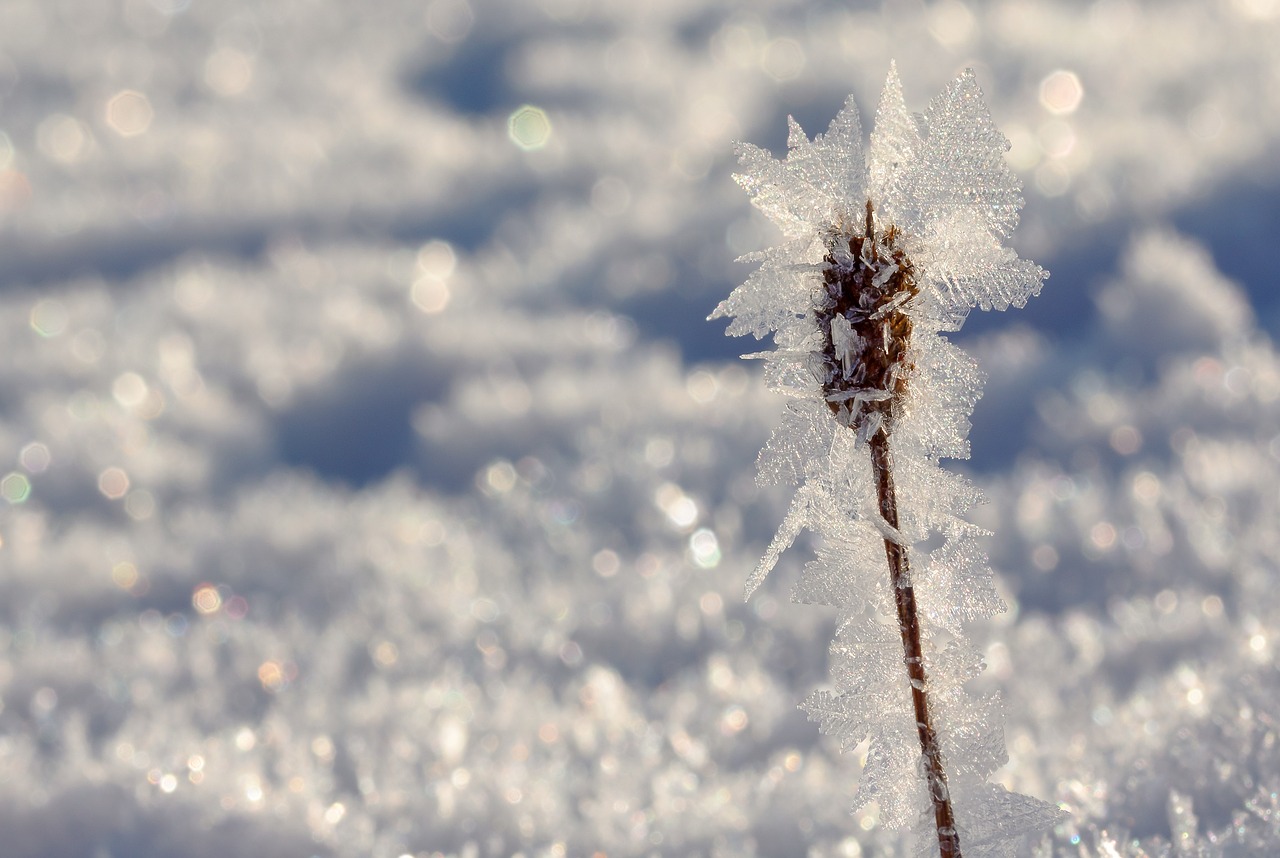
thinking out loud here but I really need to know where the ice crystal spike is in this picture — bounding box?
[712,65,1062,857]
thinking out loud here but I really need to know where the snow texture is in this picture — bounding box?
[4,1,1280,857]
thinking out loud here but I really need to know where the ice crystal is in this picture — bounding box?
[712,64,1062,856]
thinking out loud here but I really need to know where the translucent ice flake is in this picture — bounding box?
[933,691,1008,783]
[784,106,866,223]
[916,70,1025,240]
[899,333,984,445]
[793,527,893,612]
[744,481,815,599]
[915,212,1047,318]
[858,711,935,829]
[933,782,1066,858]
[756,399,834,487]
[711,240,825,340]
[714,63,1055,857]
[918,532,1005,634]
[867,62,921,221]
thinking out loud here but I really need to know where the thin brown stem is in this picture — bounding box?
[869,431,960,858]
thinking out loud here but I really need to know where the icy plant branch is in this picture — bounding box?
[711,64,1064,856]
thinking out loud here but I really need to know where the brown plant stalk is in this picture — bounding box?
[870,432,960,858]
[821,200,960,858]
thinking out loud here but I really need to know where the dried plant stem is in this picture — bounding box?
[869,431,961,858]
[816,198,959,855]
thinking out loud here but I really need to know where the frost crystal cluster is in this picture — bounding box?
[712,64,1064,856]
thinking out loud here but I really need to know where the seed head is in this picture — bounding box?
[818,199,918,440]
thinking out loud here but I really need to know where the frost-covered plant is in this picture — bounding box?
[712,64,1064,856]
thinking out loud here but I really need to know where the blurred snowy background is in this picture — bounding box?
[2,0,1280,855]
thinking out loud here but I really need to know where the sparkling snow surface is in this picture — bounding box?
[2,1,1280,856]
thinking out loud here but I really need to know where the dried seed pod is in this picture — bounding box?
[817,200,918,438]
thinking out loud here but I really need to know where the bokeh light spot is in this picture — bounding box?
[258,660,293,692]
[1031,544,1059,571]
[311,736,335,760]
[225,595,249,619]
[192,583,222,615]
[110,371,165,419]
[1188,104,1223,141]
[1035,160,1071,196]
[106,90,154,137]
[508,105,552,151]
[32,686,58,716]
[690,528,722,568]
[470,598,500,623]
[686,370,719,404]
[417,239,457,278]
[1089,521,1117,551]
[1132,471,1162,504]
[1109,425,1142,455]
[412,240,457,313]
[98,467,130,499]
[655,483,699,530]
[111,561,140,591]
[37,114,89,164]
[204,48,254,97]
[258,661,282,689]
[113,372,149,409]
[244,780,264,802]
[1,472,31,504]
[412,276,451,313]
[483,460,517,494]
[928,0,975,46]
[720,704,749,735]
[1039,70,1084,115]
[1038,120,1076,159]
[235,727,257,751]
[1002,122,1040,171]
[373,640,399,667]
[644,437,674,468]
[426,0,474,42]
[591,549,620,578]
[559,641,583,666]
[30,299,69,337]
[760,38,805,81]
[20,442,51,474]
[125,489,156,520]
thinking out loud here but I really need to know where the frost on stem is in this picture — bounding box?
[712,64,1064,857]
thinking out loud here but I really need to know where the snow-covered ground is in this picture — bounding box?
[2,0,1280,855]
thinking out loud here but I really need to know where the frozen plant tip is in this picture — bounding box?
[711,64,1065,856]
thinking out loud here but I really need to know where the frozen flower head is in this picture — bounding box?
[714,63,1046,446]
[714,65,1062,856]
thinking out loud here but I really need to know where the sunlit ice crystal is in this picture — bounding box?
[711,63,1061,857]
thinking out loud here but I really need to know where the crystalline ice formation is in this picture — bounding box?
[712,64,1062,856]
